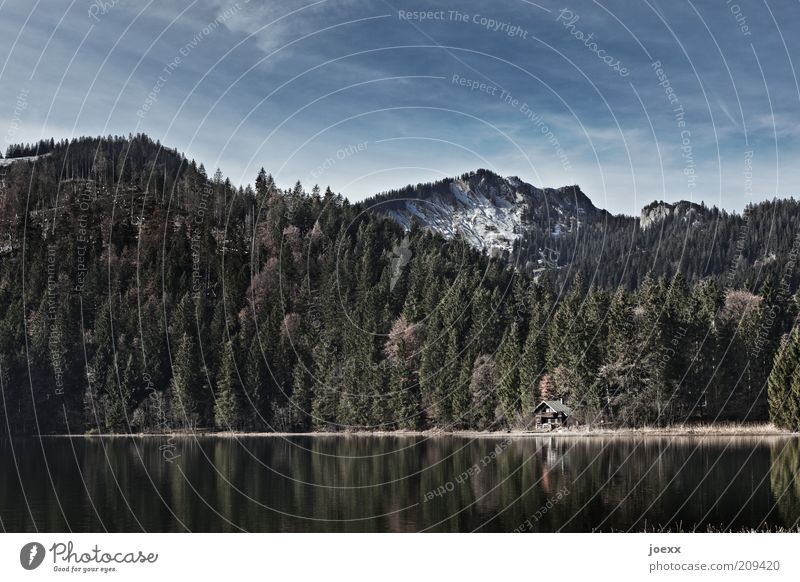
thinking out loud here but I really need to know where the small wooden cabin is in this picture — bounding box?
[533,399,574,429]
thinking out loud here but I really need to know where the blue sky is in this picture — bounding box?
[1,0,799,214]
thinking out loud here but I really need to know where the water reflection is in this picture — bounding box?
[769,439,800,528]
[0,435,797,532]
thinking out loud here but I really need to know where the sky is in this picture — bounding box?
[1,0,799,214]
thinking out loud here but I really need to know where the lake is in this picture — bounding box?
[1,435,798,532]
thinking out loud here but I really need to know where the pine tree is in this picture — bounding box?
[768,326,800,430]
[518,277,554,411]
[243,336,267,430]
[254,168,274,212]
[469,355,498,430]
[291,361,313,431]
[337,356,367,428]
[580,286,610,421]
[689,279,724,418]
[214,340,244,430]
[170,333,202,429]
[497,322,521,425]
[388,339,421,430]
[419,310,448,426]
[519,340,543,411]
[104,354,134,433]
[468,285,497,355]
[606,286,635,363]
[547,273,590,405]
[448,356,471,428]
[310,332,341,430]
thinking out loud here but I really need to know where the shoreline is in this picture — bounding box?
[34,423,799,438]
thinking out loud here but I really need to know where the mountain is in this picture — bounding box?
[367,171,800,292]
[365,169,607,257]
[639,199,708,230]
[0,134,798,437]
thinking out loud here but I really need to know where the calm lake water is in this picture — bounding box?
[1,435,799,532]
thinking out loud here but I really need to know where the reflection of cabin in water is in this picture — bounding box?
[533,399,574,429]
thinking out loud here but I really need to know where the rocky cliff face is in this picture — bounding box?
[639,200,707,230]
[367,169,605,255]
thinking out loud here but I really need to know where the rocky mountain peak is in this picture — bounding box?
[639,200,708,230]
[366,170,602,256]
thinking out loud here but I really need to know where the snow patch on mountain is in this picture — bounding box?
[0,154,46,167]
[367,170,602,256]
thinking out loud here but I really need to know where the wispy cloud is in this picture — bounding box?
[1,0,798,213]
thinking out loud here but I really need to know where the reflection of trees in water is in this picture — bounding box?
[4,436,798,531]
[168,436,799,532]
[770,439,800,527]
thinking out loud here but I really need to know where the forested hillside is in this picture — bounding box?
[0,134,798,435]
[519,197,800,291]
[365,168,800,293]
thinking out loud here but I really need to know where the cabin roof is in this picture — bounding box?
[535,400,573,416]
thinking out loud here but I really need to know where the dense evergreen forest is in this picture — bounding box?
[0,134,799,435]
[510,195,800,293]
[363,166,800,292]
[4,138,59,159]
